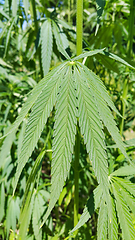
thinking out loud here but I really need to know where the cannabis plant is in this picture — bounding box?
[1,0,135,239]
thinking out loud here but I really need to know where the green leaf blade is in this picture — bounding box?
[41,65,77,225]
[75,65,109,189]
[72,48,105,61]
[52,20,70,60]
[13,65,66,194]
[97,197,108,240]
[111,165,135,177]
[108,195,118,240]
[112,181,135,240]
[41,19,53,76]
[78,63,130,163]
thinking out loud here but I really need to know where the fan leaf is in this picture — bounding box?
[108,195,118,240]
[13,63,67,194]
[32,193,43,240]
[113,178,135,216]
[52,20,70,60]
[110,165,135,177]
[72,48,105,61]
[112,180,135,240]
[74,65,109,189]
[41,65,77,225]
[113,177,135,198]
[41,19,53,76]
[78,63,130,163]
[97,196,108,240]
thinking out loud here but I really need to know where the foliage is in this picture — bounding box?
[0,0,135,240]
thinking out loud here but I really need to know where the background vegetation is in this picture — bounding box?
[0,0,135,239]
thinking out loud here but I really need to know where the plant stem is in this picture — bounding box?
[120,0,134,136]
[74,0,83,236]
[31,0,43,78]
[76,0,83,57]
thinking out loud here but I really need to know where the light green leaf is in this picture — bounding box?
[23,0,29,18]
[41,65,77,225]
[19,191,34,240]
[78,63,120,116]
[77,63,130,163]
[13,64,66,194]
[112,181,135,240]
[94,184,103,209]
[113,177,135,198]
[108,195,118,240]
[72,48,105,61]
[97,196,108,240]
[75,66,109,188]
[41,19,53,76]
[110,165,135,177]
[125,138,135,147]
[52,20,70,60]
[32,193,42,240]
[114,179,135,216]
[12,0,18,17]
[6,197,20,236]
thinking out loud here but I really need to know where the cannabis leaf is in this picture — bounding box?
[112,178,135,239]
[2,49,131,230]
[40,18,70,76]
[13,62,67,194]
[41,19,53,76]
[97,196,108,240]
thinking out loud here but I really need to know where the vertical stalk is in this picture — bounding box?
[76,0,83,57]
[30,0,43,78]
[120,0,134,136]
[74,0,83,236]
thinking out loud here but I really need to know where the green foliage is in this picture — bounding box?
[41,19,53,76]
[0,0,135,239]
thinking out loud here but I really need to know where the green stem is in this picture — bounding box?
[120,0,134,136]
[76,0,83,57]
[74,0,83,236]
[30,0,43,78]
